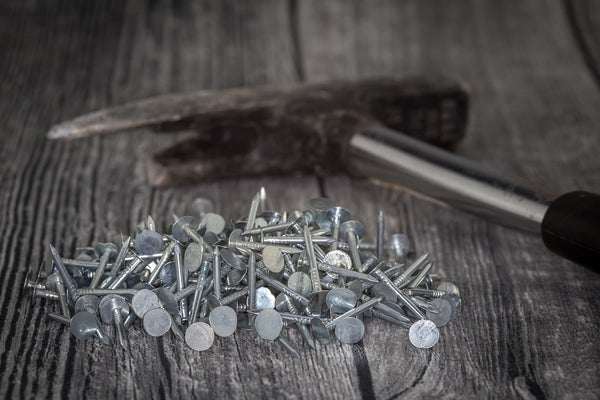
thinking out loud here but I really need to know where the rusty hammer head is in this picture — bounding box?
[48,75,469,186]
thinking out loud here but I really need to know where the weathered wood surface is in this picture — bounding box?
[0,1,598,399]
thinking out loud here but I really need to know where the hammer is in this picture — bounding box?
[47,76,600,271]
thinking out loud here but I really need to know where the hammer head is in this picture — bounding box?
[48,75,469,186]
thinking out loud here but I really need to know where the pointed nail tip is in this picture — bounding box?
[48,244,60,259]
[96,331,111,345]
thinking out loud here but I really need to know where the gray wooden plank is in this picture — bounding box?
[566,0,600,89]
[1,0,600,399]
[298,0,600,399]
[0,1,361,399]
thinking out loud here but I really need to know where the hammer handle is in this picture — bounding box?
[541,191,600,269]
[349,126,600,272]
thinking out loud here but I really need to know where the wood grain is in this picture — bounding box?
[0,1,598,399]
[299,1,600,398]
[565,0,600,89]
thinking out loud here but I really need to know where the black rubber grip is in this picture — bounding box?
[541,191,600,271]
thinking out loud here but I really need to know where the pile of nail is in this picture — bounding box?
[25,189,462,355]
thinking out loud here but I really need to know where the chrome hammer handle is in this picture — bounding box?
[349,126,600,271]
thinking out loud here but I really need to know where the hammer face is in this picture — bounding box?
[47,76,469,186]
